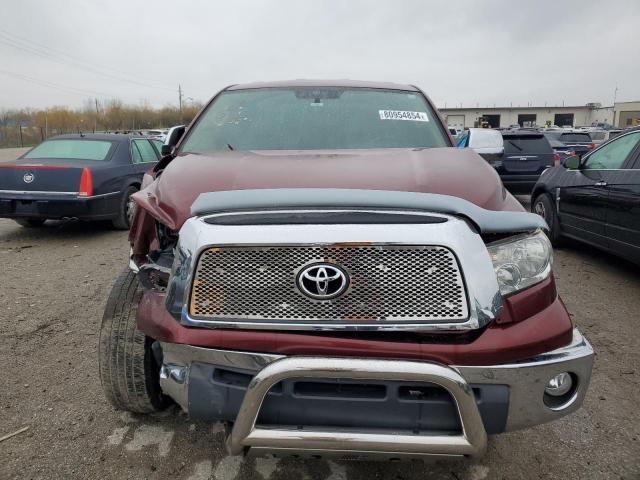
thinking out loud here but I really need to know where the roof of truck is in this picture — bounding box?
[226,79,420,92]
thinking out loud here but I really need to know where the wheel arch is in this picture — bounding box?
[531,186,551,206]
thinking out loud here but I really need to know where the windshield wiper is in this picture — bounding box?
[507,140,523,151]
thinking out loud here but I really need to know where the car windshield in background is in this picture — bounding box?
[181,87,449,152]
[503,135,552,154]
[559,133,592,143]
[549,139,568,148]
[24,139,114,160]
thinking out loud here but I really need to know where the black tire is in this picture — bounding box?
[111,186,138,230]
[15,218,46,228]
[98,269,170,413]
[532,193,562,246]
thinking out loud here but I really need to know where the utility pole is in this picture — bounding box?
[94,98,99,133]
[178,84,183,122]
[613,87,619,127]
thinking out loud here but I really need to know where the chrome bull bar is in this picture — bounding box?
[226,357,487,458]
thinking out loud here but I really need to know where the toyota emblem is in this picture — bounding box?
[23,172,35,184]
[296,263,349,300]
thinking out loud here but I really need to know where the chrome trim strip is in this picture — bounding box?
[245,448,464,461]
[161,342,283,369]
[128,248,140,273]
[180,310,475,331]
[172,213,503,332]
[86,191,120,199]
[0,189,79,197]
[227,357,487,457]
[0,190,120,199]
[202,208,453,220]
[571,168,637,172]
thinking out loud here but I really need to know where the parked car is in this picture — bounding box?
[98,80,593,461]
[145,129,169,142]
[542,131,595,157]
[548,139,575,165]
[0,133,161,229]
[588,129,623,146]
[532,127,640,264]
[448,127,463,141]
[461,129,555,193]
[590,122,615,130]
[500,132,556,193]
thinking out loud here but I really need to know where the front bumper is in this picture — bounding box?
[159,328,593,460]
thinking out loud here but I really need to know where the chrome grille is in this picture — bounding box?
[190,245,468,323]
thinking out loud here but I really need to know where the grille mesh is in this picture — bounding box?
[190,245,468,323]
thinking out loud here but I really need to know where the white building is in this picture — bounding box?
[440,103,614,129]
[613,101,640,128]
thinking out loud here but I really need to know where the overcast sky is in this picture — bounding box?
[1,0,638,110]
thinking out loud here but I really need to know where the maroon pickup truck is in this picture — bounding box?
[98,80,593,460]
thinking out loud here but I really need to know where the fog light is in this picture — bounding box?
[545,372,572,397]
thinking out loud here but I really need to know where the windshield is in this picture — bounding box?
[24,139,114,161]
[560,133,592,143]
[503,136,552,154]
[181,87,449,152]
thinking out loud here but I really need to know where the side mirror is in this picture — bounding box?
[161,125,186,157]
[564,155,581,170]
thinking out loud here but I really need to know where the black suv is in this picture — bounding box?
[497,132,555,194]
[542,131,595,157]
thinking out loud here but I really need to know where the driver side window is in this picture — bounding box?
[584,132,640,170]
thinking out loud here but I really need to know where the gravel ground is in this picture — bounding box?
[0,199,638,478]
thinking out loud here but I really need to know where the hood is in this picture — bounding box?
[134,147,517,230]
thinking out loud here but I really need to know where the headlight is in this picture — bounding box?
[487,230,553,296]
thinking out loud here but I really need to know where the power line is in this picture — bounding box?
[0,28,175,91]
[0,28,176,93]
[0,33,174,92]
[0,68,113,98]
